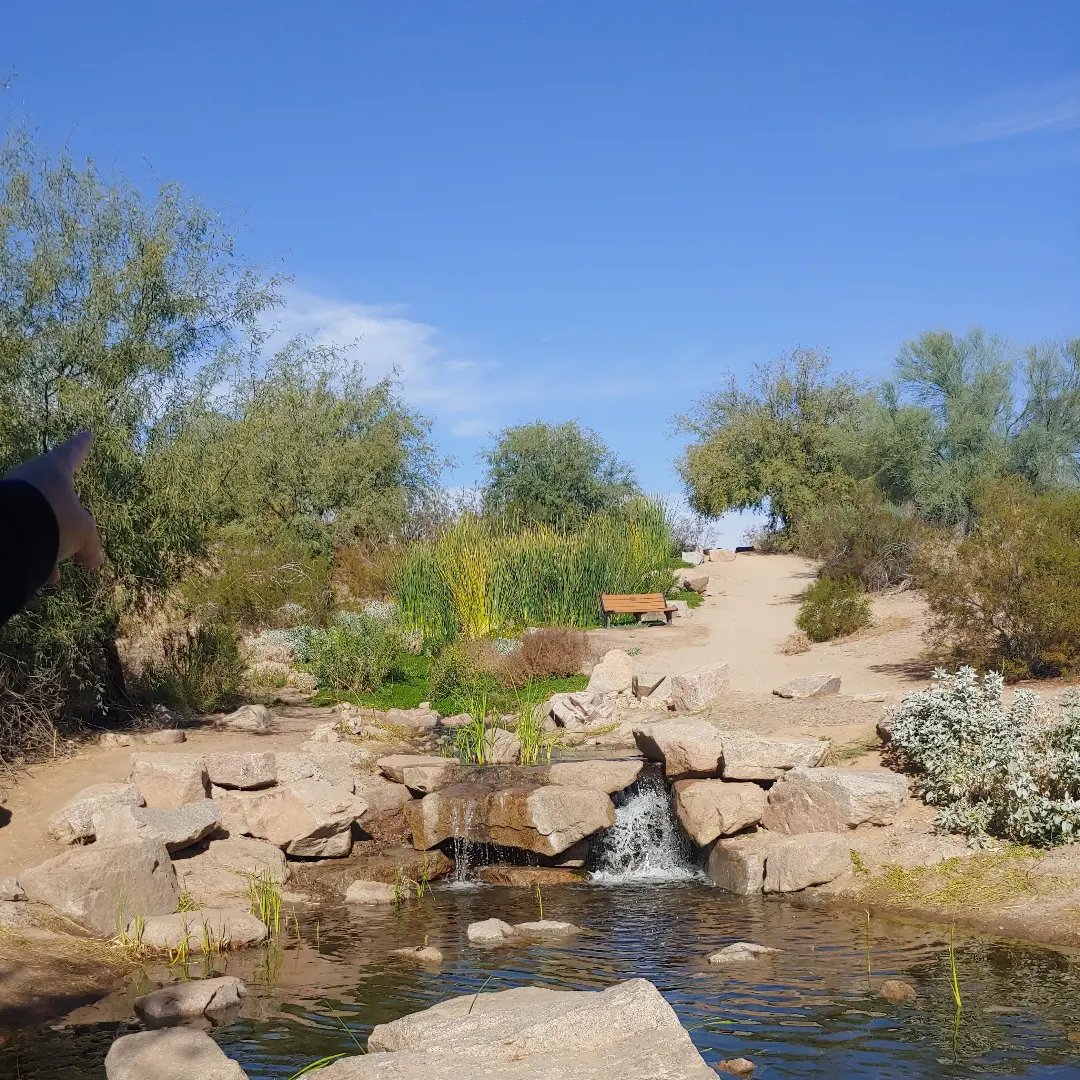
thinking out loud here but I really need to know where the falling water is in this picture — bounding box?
[589,770,699,883]
[448,797,481,886]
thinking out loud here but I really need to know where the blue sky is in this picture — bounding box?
[4,2,1079,542]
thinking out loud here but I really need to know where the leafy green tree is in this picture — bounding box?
[480,420,638,528]
[0,132,280,733]
[168,338,441,553]
[677,348,865,534]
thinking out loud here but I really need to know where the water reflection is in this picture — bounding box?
[4,883,1080,1078]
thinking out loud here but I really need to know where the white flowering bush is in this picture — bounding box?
[888,667,1080,847]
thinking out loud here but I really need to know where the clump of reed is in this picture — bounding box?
[394,499,674,647]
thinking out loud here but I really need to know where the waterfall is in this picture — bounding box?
[448,797,480,886]
[589,770,699,883]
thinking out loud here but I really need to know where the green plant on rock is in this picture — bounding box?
[795,574,872,642]
[248,870,283,936]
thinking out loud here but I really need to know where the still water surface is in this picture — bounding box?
[4,883,1080,1079]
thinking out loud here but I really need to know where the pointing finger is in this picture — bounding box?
[54,430,94,476]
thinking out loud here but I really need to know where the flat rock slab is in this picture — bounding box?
[512,920,584,939]
[206,752,277,790]
[762,766,908,834]
[20,839,179,937]
[476,865,586,887]
[772,674,841,699]
[93,799,221,854]
[378,754,460,794]
[719,731,830,781]
[130,754,210,809]
[668,663,730,711]
[134,976,246,1024]
[313,978,715,1079]
[407,784,614,857]
[546,759,643,794]
[138,908,268,952]
[673,780,767,847]
[707,831,849,895]
[105,1028,248,1079]
[345,880,397,904]
[47,782,145,843]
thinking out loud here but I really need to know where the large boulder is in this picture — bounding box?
[586,649,634,696]
[547,690,616,732]
[173,837,289,907]
[633,722,725,780]
[216,704,271,733]
[130,754,210,809]
[546,759,643,795]
[353,774,415,840]
[314,978,714,1079]
[134,975,246,1024]
[772,673,841,700]
[232,780,366,858]
[378,754,460,794]
[20,839,179,936]
[672,780,767,847]
[47,782,145,843]
[762,766,908,834]
[407,784,615,857]
[382,707,440,732]
[668,663,730,711]
[93,799,221,853]
[206,752,277,790]
[707,831,849,894]
[137,908,267,952]
[105,1028,248,1079]
[719,731,830,781]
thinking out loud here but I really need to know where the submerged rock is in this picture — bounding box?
[345,879,397,904]
[105,1028,248,1079]
[475,865,586,887]
[467,918,516,945]
[134,975,246,1024]
[879,979,918,1003]
[707,942,781,964]
[391,945,443,964]
[513,920,584,939]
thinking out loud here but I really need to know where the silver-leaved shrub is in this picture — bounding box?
[888,667,1080,847]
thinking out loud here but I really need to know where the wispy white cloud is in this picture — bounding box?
[909,76,1080,147]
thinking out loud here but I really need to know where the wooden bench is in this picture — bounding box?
[600,592,678,627]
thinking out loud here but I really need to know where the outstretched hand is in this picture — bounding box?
[6,430,103,582]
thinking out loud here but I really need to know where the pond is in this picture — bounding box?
[4,881,1080,1079]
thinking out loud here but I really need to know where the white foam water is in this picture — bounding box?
[589,770,700,884]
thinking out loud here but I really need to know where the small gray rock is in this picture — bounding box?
[134,975,246,1024]
[707,941,780,964]
[216,704,271,733]
[0,877,25,902]
[467,918,516,945]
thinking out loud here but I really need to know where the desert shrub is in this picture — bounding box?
[795,574,872,642]
[920,486,1080,679]
[793,488,922,589]
[888,667,1080,846]
[305,612,406,693]
[181,531,335,630]
[429,638,490,702]
[778,630,812,655]
[139,623,245,715]
[333,543,404,601]
[500,628,589,688]
[395,499,674,646]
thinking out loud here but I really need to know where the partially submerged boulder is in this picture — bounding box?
[475,865,586,887]
[668,663,730,711]
[672,779,767,847]
[772,673,841,700]
[391,945,443,964]
[761,766,908,834]
[130,754,210,809]
[345,879,397,904]
[232,780,366,858]
[134,975,246,1024]
[707,831,849,895]
[707,942,780,964]
[20,839,179,937]
[137,908,267,952]
[467,918,516,945]
[47,782,145,843]
[105,1027,248,1080]
[321,978,716,1079]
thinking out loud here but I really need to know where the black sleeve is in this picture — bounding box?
[0,479,60,626]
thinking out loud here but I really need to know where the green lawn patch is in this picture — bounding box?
[668,587,704,608]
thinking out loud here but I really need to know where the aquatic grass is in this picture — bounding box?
[248,870,283,937]
[515,700,563,766]
[394,500,674,647]
[288,1057,346,1078]
[452,711,498,765]
[864,909,873,990]
[948,928,963,1011]
[533,883,544,922]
